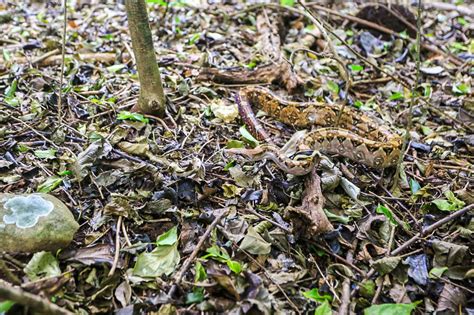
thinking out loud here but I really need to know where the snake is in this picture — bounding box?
[226,86,402,175]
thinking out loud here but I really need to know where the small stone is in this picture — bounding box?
[0,193,79,253]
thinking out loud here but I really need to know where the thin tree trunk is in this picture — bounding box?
[125,0,166,116]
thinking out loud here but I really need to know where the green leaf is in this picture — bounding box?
[409,179,421,194]
[376,204,398,226]
[37,176,63,193]
[24,251,61,281]
[429,266,448,279]
[188,33,201,45]
[432,190,465,211]
[457,17,467,26]
[354,100,364,109]
[194,261,207,282]
[324,209,350,224]
[133,241,180,278]
[106,64,126,73]
[226,260,242,274]
[156,226,178,246]
[326,80,339,94]
[226,140,245,149]
[280,0,295,6]
[389,92,404,101]
[364,302,419,315]
[34,149,57,160]
[0,301,15,313]
[186,288,204,304]
[452,83,471,95]
[223,160,236,171]
[201,245,230,263]
[239,125,259,147]
[117,111,149,123]
[5,79,17,98]
[57,170,72,176]
[314,300,332,315]
[2,49,11,62]
[147,0,168,5]
[303,288,333,303]
[399,30,409,39]
[349,64,364,72]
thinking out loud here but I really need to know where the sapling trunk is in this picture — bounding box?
[125,0,166,116]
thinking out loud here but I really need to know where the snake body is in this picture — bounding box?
[228,87,402,173]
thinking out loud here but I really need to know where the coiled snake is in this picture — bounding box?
[226,87,402,175]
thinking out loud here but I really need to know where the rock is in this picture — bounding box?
[0,193,79,253]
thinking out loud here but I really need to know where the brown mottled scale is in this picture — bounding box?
[239,86,402,169]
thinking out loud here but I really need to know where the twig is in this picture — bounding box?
[108,215,123,277]
[31,48,61,65]
[172,208,229,285]
[0,279,73,315]
[393,0,423,190]
[337,239,357,315]
[392,203,474,256]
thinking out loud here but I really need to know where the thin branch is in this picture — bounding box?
[0,279,73,315]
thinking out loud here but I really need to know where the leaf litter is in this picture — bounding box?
[0,1,473,314]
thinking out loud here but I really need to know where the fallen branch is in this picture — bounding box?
[285,167,334,236]
[198,13,301,92]
[0,279,73,315]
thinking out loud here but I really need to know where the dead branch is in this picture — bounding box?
[0,279,73,315]
[198,14,301,92]
[285,167,334,236]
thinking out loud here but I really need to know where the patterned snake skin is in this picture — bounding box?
[227,87,402,174]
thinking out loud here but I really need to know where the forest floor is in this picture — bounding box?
[0,1,473,314]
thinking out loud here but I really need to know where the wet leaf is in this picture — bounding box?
[117,111,149,123]
[157,225,178,246]
[303,288,332,303]
[133,226,180,278]
[37,176,63,193]
[364,302,418,315]
[240,226,271,255]
[432,190,465,211]
[24,251,61,281]
[376,204,397,226]
[34,149,57,159]
[280,0,294,7]
[0,301,15,313]
[405,254,428,285]
[429,267,448,279]
[314,300,332,315]
[436,283,466,313]
[186,288,204,304]
[372,256,401,275]
[239,125,259,147]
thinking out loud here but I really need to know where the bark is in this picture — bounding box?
[125,0,165,116]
